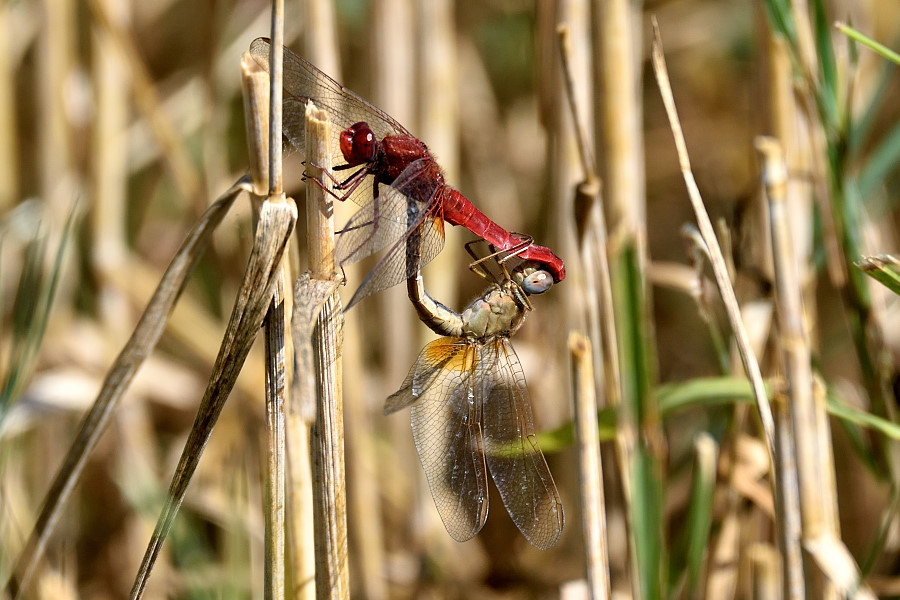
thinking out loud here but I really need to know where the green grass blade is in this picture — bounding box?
[835,22,900,65]
[857,255,900,296]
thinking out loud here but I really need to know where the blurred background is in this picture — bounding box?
[2,0,900,598]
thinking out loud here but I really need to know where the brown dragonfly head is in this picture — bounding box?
[516,264,554,295]
[340,121,377,166]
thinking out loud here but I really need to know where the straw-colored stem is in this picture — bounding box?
[0,3,19,211]
[650,20,775,463]
[90,0,130,328]
[263,277,287,600]
[305,103,348,599]
[267,0,283,196]
[758,135,844,597]
[569,332,611,600]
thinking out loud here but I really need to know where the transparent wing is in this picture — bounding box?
[249,38,411,208]
[337,159,446,310]
[481,339,564,550]
[385,339,490,542]
[249,38,410,148]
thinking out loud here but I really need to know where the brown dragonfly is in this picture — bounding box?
[385,241,564,549]
[249,39,564,309]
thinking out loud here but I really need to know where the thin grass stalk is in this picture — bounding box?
[90,0,129,328]
[650,20,776,462]
[39,0,74,213]
[4,179,249,599]
[0,2,18,211]
[85,0,202,207]
[569,332,611,600]
[128,195,297,599]
[304,102,349,599]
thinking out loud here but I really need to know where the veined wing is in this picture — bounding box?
[481,339,564,550]
[337,159,446,310]
[249,38,410,149]
[386,338,489,542]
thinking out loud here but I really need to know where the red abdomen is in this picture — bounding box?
[441,188,566,282]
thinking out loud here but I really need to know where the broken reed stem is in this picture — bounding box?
[650,20,776,464]
[569,332,611,600]
[5,179,249,599]
[305,102,349,599]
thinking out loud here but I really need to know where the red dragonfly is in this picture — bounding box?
[249,39,565,309]
[385,241,564,549]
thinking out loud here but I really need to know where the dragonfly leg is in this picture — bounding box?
[305,161,371,203]
[465,235,535,280]
[335,183,381,264]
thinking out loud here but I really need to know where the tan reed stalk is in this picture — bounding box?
[263,276,288,600]
[748,544,781,600]
[418,0,459,308]
[650,20,776,462]
[772,390,805,600]
[85,0,202,207]
[304,101,349,599]
[5,178,249,599]
[758,136,873,598]
[372,0,417,383]
[0,3,18,211]
[39,0,75,214]
[569,332,611,600]
[370,0,421,559]
[263,4,288,594]
[90,0,130,329]
[556,25,621,418]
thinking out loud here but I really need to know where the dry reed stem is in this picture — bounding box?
[90,0,130,332]
[267,0,283,197]
[748,544,781,600]
[650,19,776,462]
[39,0,75,214]
[5,179,250,599]
[770,389,805,600]
[85,0,202,205]
[288,273,340,600]
[418,0,459,308]
[264,276,287,600]
[557,25,621,414]
[0,3,19,210]
[241,52,270,198]
[569,332,611,600]
[129,195,297,599]
[758,136,868,598]
[304,102,349,600]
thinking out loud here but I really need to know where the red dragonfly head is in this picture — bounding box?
[340,122,377,166]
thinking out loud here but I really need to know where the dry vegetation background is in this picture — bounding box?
[2,0,900,598]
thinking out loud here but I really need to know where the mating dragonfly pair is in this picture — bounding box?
[250,39,565,550]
